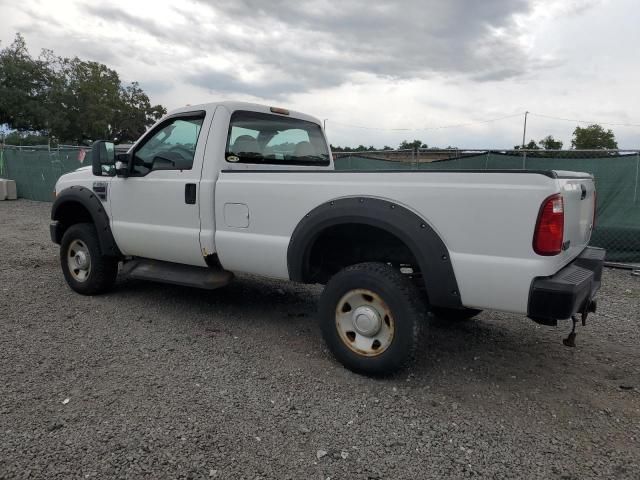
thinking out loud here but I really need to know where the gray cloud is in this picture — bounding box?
[76,0,553,98]
[186,69,304,99]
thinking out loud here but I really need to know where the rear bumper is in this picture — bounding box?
[528,246,605,325]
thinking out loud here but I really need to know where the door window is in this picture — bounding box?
[132,114,204,175]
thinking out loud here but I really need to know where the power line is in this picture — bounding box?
[328,112,524,132]
[326,111,640,132]
[529,113,640,128]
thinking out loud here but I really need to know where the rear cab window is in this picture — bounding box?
[226,111,329,167]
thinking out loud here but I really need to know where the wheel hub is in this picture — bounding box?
[75,251,89,269]
[67,239,91,282]
[334,288,395,357]
[352,306,382,336]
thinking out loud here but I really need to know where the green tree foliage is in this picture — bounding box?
[538,135,563,150]
[329,144,380,152]
[399,139,427,150]
[513,140,540,150]
[0,33,166,144]
[571,124,618,149]
[3,131,51,146]
[0,34,53,132]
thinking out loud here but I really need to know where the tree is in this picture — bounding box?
[399,139,427,150]
[538,135,563,150]
[113,81,166,142]
[513,140,539,150]
[329,144,383,152]
[0,33,166,144]
[571,124,617,149]
[3,131,51,146]
[0,33,54,132]
[48,57,123,142]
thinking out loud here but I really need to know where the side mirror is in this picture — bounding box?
[115,153,131,177]
[91,141,116,176]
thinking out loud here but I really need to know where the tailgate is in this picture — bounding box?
[555,171,596,261]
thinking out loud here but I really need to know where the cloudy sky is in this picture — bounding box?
[1,0,638,148]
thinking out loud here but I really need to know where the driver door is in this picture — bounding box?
[109,112,209,267]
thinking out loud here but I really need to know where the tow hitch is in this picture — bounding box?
[563,299,597,347]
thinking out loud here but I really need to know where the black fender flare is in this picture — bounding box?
[51,185,122,257]
[287,196,462,308]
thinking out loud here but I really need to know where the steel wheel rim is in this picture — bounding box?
[67,239,91,282]
[335,288,395,357]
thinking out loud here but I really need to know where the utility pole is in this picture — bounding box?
[323,118,327,131]
[521,111,529,148]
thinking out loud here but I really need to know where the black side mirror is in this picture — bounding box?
[91,141,116,176]
[115,152,131,177]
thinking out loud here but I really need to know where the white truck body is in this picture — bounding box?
[52,101,604,374]
[55,102,596,314]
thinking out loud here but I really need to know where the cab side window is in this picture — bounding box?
[132,114,204,176]
[225,111,330,166]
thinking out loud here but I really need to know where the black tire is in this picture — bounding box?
[60,223,118,295]
[431,307,482,322]
[319,262,425,376]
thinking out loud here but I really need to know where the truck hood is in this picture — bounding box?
[55,166,95,193]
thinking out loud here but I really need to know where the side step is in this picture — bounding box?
[122,258,234,290]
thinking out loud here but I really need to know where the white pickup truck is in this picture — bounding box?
[51,101,604,375]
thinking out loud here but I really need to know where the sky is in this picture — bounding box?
[1,0,639,149]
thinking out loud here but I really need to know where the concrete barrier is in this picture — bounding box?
[0,179,17,200]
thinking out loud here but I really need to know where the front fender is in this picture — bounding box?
[51,186,121,257]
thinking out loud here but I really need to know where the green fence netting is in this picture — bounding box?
[1,146,90,202]
[2,146,638,263]
[334,150,640,263]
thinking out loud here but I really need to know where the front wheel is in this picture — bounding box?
[60,223,118,295]
[318,262,425,376]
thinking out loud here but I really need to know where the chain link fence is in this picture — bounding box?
[334,149,640,266]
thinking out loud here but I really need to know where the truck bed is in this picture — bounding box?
[214,169,595,314]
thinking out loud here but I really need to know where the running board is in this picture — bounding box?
[122,259,234,290]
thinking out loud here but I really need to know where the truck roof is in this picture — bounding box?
[168,101,323,126]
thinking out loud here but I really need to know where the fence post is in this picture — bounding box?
[485,152,489,169]
[634,152,639,204]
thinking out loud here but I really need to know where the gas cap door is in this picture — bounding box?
[223,203,250,228]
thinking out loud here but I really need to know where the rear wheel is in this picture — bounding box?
[60,223,118,295]
[319,262,425,376]
[431,307,482,322]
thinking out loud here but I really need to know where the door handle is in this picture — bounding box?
[185,183,196,204]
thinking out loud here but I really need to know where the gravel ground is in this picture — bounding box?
[1,199,639,480]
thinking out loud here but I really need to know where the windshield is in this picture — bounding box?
[226,111,329,166]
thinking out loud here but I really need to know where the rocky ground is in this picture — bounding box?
[1,199,639,479]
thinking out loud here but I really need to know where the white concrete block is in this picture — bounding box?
[0,179,17,200]
[6,180,16,199]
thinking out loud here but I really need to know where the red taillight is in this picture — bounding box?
[533,194,564,255]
